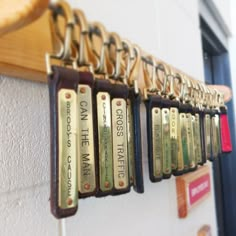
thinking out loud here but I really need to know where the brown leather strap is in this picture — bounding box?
[48,66,79,219]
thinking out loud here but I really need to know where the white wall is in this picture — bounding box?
[0,0,226,235]
[230,0,236,117]
[212,0,232,29]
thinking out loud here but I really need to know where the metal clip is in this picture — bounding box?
[142,55,158,99]
[89,22,114,78]
[121,41,141,94]
[46,1,76,75]
[73,9,98,72]
[108,32,124,80]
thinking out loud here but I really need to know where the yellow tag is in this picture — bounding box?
[112,98,129,190]
[170,107,178,170]
[58,89,78,209]
[152,107,162,178]
[97,92,113,191]
[78,85,96,194]
[162,108,171,176]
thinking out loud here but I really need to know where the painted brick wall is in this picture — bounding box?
[1,0,231,235]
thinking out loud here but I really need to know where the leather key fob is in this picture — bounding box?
[48,66,79,219]
[128,89,144,193]
[161,98,172,179]
[111,83,130,195]
[145,95,163,182]
[220,106,232,153]
[77,72,98,198]
[171,100,185,176]
[199,108,207,165]
[93,79,114,197]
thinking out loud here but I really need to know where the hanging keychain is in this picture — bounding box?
[73,9,98,198]
[168,72,184,176]
[46,1,79,219]
[121,42,144,193]
[88,22,114,196]
[157,63,172,179]
[143,56,163,182]
[108,32,130,195]
[190,80,203,167]
[219,92,232,153]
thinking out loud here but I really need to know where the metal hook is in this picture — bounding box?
[46,1,76,74]
[73,9,98,71]
[108,32,124,80]
[89,22,113,77]
[156,63,171,97]
[142,55,157,92]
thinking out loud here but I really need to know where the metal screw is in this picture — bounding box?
[80,87,86,93]
[104,181,110,188]
[67,198,73,206]
[84,183,90,190]
[65,93,71,99]
[119,181,124,187]
[116,101,121,106]
[102,95,106,100]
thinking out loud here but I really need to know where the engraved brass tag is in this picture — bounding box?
[176,113,184,173]
[162,108,171,176]
[194,114,202,164]
[78,85,96,194]
[186,114,196,169]
[204,114,211,160]
[211,115,218,159]
[58,89,78,209]
[127,99,135,184]
[180,113,189,172]
[152,107,162,179]
[170,107,178,170]
[97,92,113,191]
[112,99,129,190]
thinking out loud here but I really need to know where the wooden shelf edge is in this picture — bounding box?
[0,62,46,83]
[0,10,51,84]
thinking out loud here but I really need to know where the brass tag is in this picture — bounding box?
[176,113,184,173]
[180,113,189,172]
[58,89,78,209]
[162,108,171,176]
[78,85,96,194]
[97,92,113,191]
[152,107,162,179]
[170,107,178,170]
[211,115,218,159]
[215,114,221,155]
[112,99,129,190]
[127,99,135,184]
[204,114,211,160]
[194,114,202,164]
[186,114,196,169]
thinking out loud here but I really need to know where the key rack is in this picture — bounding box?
[0,0,232,103]
[0,0,233,223]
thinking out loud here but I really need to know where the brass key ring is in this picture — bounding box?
[89,22,113,77]
[142,55,158,99]
[73,9,98,71]
[108,32,124,80]
[156,62,173,98]
[121,41,141,94]
[171,72,183,100]
[46,1,76,74]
